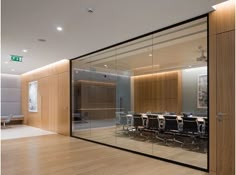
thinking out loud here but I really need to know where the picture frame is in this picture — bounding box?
[197,74,207,108]
[28,81,38,112]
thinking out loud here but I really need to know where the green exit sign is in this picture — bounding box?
[11,55,23,62]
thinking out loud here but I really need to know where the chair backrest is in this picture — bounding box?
[164,115,178,131]
[120,114,128,125]
[133,114,143,127]
[6,115,13,123]
[116,112,125,124]
[147,114,159,129]
[182,117,198,133]
[204,118,209,134]
[182,112,192,118]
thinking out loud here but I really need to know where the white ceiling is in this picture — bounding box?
[2,0,226,75]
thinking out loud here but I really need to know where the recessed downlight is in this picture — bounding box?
[11,69,15,71]
[87,8,94,13]
[22,49,28,53]
[149,53,152,57]
[104,64,108,68]
[57,26,63,31]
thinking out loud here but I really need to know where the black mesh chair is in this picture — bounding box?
[182,117,201,147]
[203,118,209,136]
[164,115,183,145]
[146,114,165,142]
[130,114,144,136]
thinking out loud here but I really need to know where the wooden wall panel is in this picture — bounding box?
[209,35,217,173]
[39,77,50,130]
[21,60,70,135]
[58,72,70,136]
[209,1,235,174]
[133,71,181,114]
[216,31,235,175]
[216,0,235,34]
[76,80,116,120]
[48,75,58,132]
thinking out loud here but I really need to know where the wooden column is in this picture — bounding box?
[209,1,235,175]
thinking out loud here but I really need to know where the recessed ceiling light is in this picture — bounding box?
[57,26,63,31]
[11,69,15,71]
[104,64,108,68]
[188,65,192,68]
[22,49,28,53]
[4,61,9,64]
[149,53,152,57]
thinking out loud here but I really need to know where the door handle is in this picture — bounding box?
[217,112,227,116]
[216,112,227,121]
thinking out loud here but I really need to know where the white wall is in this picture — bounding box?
[1,74,21,116]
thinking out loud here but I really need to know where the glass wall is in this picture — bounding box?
[71,17,208,170]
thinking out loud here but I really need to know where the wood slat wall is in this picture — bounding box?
[21,60,70,135]
[74,80,116,120]
[209,1,235,174]
[133,71,182,114]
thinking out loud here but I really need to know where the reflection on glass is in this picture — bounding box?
[72,17,208,169]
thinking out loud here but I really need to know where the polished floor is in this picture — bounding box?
[73,126,207,169]
[1,124,55,140]
[1,134,208,175]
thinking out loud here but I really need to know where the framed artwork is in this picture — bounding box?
[28,81,38,112]
[197,74,208,108]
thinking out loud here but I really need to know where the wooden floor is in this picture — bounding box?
[74,126,207,168]
[1,134,208,175]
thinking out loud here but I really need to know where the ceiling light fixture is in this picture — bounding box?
[11,69,15,71]
[104,64,108,68]
[57,26,63,31]
[87,8,94,13]
[188,65,192,68]
[22,49,28,53]
[149,53,152,57]
[212,0,230,10]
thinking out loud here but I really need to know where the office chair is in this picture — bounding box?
[131,114,144,137]
[182,117,201,149]
[203,118,209,136]
[164,115,183,146]
[1,115,13,128]
[146,114,165,142]
[119,114,128,130]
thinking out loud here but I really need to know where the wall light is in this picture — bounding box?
[22,59,69,76]
[212,0,231,10]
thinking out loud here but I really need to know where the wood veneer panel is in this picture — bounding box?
[216,0,235,34]
[21,60,70,135]
[133,71,181,114]
[209,10,217,36]
[216,31,235,175]
[209,35,217,173]
[39,77,50,130]
[58,72,70,136]
[48,75,58,132]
